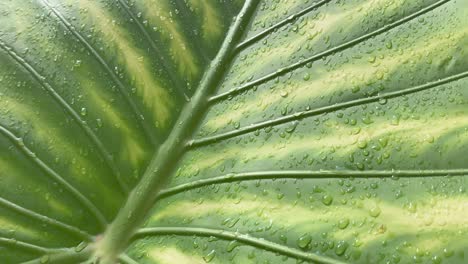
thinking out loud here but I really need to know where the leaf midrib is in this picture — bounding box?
[93,1,260,262]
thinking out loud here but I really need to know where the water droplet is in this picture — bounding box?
[40,255,49,264]
[297,234,312,249]
[431,255,442,264]
[80,107,87,116]
[75,241,87,252]
[369,206,381,217]
[285,121,298,133]
[391,115,400,126]
[335,241,349,256]
[407,202,417,213]
[357,140,367,149]
[386,41,393,49]
[378,98,388,105]
[226,241,238,252]
[378,137,388,147]
[322,194,333,206]
[443,248,454,257]
[203,249,216,262]
[338,218,349,229]
[351,85,360,93]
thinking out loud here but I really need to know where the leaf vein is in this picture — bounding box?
[134,226,347,264]
[0,39,129,194]
[118,254,139,264]
[0,196,92,240]
[234,0,332,52]
[208,0,451,103]
[39,0,159,147]
[0,124,107,228]
[156,169,468,200]
[189,70,468,147]
[0,237,64,254]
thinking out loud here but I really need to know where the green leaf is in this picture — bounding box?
[0,0,467,263]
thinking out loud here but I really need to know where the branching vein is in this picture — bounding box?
[209,0,451,103]
[134,226,347,264]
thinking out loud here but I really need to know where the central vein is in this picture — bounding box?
[92,1,260,262]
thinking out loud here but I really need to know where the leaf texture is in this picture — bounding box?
[0,0,467,263]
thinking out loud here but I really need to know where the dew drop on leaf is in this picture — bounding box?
[40,255,49,264]
[322,194,333,206]
[226,240,238,252]
[338,218,349,229]
[335,241,349,256]
[297,234,312,249]
[80,107,87,116]
[203,249,216,263]
[75,241,87,252]
[369,206,381,217]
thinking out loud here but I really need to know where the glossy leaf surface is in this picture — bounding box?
[0,0,467,263]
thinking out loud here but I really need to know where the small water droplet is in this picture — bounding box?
[75,241,87,252]
[203,249,216,262]
[40,255,49,264]
[80,107,87,116]
[297,234,312,249]
[322,194,333,206]
[335,241,349,256]
[226,240,238,252]
[338,218,349,229]
[369,206,381,217]
[378,98,388,105]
